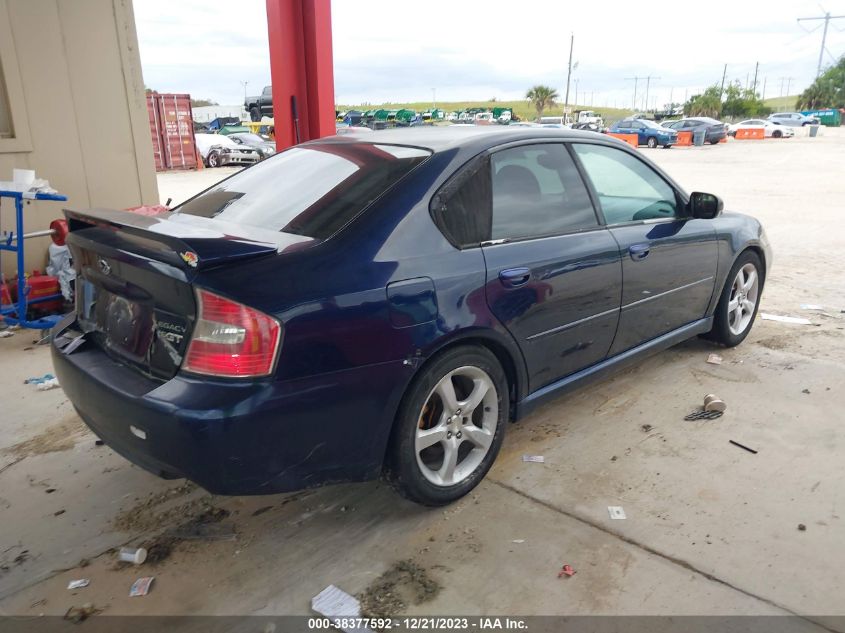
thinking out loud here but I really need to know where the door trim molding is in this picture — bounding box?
[622,276,714,310]
[526,307,619,341]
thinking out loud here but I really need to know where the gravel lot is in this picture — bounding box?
[1,128,843,623]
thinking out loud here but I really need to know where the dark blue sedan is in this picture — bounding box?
[52,128,770,505]
[611,118,678,148]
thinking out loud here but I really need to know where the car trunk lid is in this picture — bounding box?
[65,207,315,379]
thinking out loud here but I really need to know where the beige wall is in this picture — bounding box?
[0,0,157,273]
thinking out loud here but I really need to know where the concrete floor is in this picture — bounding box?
[1,129,843,622]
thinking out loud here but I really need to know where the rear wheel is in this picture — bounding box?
[385,346,508,506]
[707,251,764,347]
[773,129,782,138]
[647,136,658,148]
[709,138,720,145]
[249,106,261,122]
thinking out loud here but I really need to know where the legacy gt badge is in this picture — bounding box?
[180,251,198,268]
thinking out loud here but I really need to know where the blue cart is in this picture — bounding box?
[0,189,68,330]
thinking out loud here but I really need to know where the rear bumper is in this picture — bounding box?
[51,317,409,495]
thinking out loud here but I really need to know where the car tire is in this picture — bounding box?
[706,250,764,347]
[207,150,220,168]
[647,136,658,148]
[663,144,672,149]
[249,107,261,122]
[773,130,782,138]
[385,345,508,506]
[709,138,720,145]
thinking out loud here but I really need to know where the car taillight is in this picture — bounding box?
[183,289,282,378]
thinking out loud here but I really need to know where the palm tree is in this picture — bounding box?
[526,85,560,121]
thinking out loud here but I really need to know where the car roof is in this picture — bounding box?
[309,126,609,153]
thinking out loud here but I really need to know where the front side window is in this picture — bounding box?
[490,144,597,240]
[572,143,679,224]
[177,143,430,239]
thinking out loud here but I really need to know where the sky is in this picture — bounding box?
[134,0,845,109]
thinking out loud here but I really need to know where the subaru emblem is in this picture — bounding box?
[98,257,111,275]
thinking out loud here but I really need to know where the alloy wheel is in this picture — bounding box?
[415,366,498,487]
[727,263,760,335]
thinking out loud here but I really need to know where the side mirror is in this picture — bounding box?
[689,191,723,219]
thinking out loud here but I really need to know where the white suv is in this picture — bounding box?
[767,112,820,127]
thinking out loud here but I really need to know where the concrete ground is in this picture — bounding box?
[1,128,843,623]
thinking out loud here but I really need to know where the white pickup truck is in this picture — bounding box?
[576,110,603,126]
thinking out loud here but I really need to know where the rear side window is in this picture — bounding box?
[490,144,597,240]
[176,143,430,239]
[430,154,492,248]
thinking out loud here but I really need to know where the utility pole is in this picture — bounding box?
[752,62,759,94]
[564,33,574,113]
[574,79,579,107]
[762,77,767,101]
[644,75,660,113]
[240,80,249,102]
[720,64,727,99]
[786,77,793,95]
[625,76,645,111]
[798,12,845,78]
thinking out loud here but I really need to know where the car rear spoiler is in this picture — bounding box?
[63,207,315,271]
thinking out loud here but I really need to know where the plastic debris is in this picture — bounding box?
[706,353,723,365]
[729,440,758,454]
[522,455,545,463]
[800,304,825,311]
[511,539,525,544]
[119,547,148,565]
[24,373,54,384]
[36,378,60,391]
[129,576,154,597]
[760,313,812,325]
[608,506,627,520]
[311,585,369,633]
[67,579,90,590]
[557,564,576,577]
[0,330,13,338]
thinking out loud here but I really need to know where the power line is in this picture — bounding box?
[797,10,845,77]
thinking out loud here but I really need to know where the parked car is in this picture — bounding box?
[227,132,277,159]
[571,121,603,132]
[194,133,260,168]
[52,128,770,506]
[768,112,820,127]
[662,117,727,145]
[610,118,678,148]
[245,85,273,122]
[728,119,794,138]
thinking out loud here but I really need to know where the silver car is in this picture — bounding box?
[767,112,820,127]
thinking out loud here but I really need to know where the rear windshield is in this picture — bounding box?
[175,143,430,239]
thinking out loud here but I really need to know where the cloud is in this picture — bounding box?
[134,0,845,106]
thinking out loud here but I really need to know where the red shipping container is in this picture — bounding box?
[146,93,199,171]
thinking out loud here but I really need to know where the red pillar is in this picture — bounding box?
[266,0,335,151]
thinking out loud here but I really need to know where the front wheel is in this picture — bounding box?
[385,346,508,506]
[707,251,764,347]
[647,136,658,148]
[773,130,782,138]
[206,150,221,168]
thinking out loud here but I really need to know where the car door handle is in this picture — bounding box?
[499,268,531,288]
[628,244,650,261]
